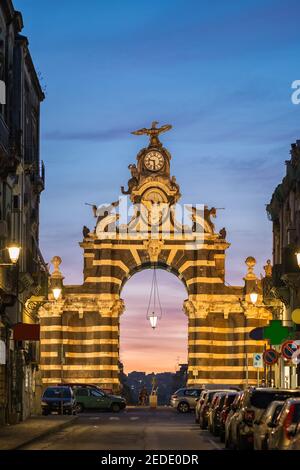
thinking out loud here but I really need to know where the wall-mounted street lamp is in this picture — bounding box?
[7,244,21,264]
[295,251,300,269]
[0,243,21,266]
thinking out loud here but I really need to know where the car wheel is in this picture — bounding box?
[75,403,84,413]
[237,430,248,450]
[199,417,206,429]
[111,403,121,413]
[42,410,49,416]
[177,402,190,413]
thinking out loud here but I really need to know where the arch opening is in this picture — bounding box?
[119,268,188,404]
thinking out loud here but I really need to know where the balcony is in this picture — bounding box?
[0,113,9,156]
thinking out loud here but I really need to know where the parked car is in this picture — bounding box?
[207,392,227,436]
[268,398,300,450]
[253,400,284,450]
[195,390,208,423]
[289,423,300,450]
[199,389,229,429]
[219,392,239,442]
[59,383,116,398]
[170,387,203,413]
[41,386,77,415]
[227,388,300,450]
[225,392,243,448]
[73,386,126,413]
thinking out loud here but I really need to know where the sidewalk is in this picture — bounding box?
[0,415,77,450]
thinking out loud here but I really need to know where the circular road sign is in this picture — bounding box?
[281,340,300,360]
[291,309,300,325]
[263,348,279,365]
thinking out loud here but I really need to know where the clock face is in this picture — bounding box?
[144,151,164,172]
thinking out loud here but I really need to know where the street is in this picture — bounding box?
[20,409,223,451]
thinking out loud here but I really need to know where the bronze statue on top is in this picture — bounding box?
[131,121,172,148]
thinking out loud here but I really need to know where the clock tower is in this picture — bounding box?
[121,121,181,205]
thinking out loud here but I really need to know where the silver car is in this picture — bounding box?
[170,387,202,413]
[269,399,300,450]
[253,400,284,450]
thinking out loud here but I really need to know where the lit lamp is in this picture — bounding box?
[148,311,158,330]
[146,267,162,330]
[52,287,62,301]
[296,251,300,268]
[7,244,21,264]
[50,256,64,301]
[250,290,258,305]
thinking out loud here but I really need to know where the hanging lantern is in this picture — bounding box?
[146,267,162,329]
[149,312,158,329]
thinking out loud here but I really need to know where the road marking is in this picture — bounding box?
[208,438,222,450]
[89,417,100,420]
[130,417,139,421]
[109,417,120,420]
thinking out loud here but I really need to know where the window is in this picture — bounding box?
[90,389,105,398]
[43,387,71,398]
[250,391,300,409]
[76,388,88,397]
[185,389,199,397]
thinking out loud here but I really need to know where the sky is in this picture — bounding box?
[14,0,300,373]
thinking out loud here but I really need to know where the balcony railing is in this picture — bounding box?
[0,113,9,156]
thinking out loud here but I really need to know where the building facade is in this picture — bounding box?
[39,123,278,391]
[0,0,46,424]
[267,139,300,388]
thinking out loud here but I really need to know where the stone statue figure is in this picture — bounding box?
[82,225,90,238]
[219,227,227,239]
[131,121,172,148]
[121,164,139,195]
[264,259,272,277]
[186,205,217,234]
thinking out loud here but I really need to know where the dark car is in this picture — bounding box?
[73,386,126,413]
[228,388,300,450]
[253,400,284,450]
[269,398,300,450]
[289,422,300,450]
[41,386,76,415]
[219,392,239,442]
[199,389,229,429]
[195,390,207,423]
[208,392,228,436]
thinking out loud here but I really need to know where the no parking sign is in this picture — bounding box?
[263,348,279,365]
[281,340,300,360]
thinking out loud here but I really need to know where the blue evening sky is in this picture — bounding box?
[13,0,300,370]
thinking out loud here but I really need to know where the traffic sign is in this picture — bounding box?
[281,340,300,360]
[249,327,264,341]
[291,309,300,324]
[263,348,279,365]
[253,353,263,368]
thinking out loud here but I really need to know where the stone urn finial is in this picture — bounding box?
[51,256,63,279]
[244,256,257,280]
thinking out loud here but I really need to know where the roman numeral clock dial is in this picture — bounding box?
[144,151,164,172]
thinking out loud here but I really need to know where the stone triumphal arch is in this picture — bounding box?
[38,122,277,392]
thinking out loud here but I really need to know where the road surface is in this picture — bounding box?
[20,409,224,450]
